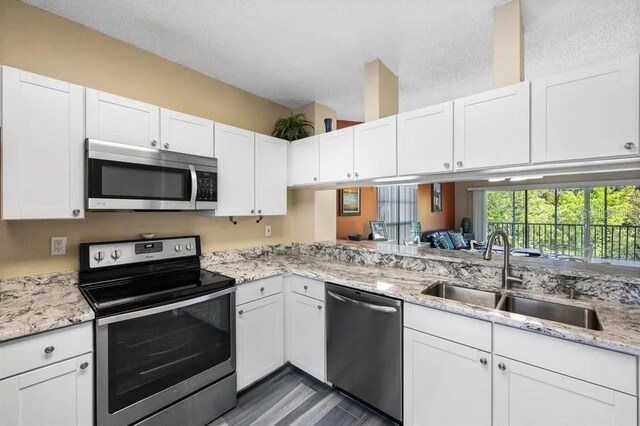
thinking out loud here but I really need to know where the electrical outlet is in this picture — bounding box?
[51,236,67,256]
[265,225,272,237]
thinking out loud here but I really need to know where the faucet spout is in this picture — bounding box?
[484,230,522,290]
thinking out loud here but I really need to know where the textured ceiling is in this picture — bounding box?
[24,0,640,121]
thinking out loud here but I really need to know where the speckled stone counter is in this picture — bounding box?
[0,271,93,343]
[202,243,640,357]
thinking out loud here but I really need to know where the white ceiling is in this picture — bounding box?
[24,0,640,121]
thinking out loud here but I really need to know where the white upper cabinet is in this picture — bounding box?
[353,115,398,180]
[288,135,320,186]
[159,108,214,157]
[255,133,288,215]
[215,123,256,217]
[493,356,636,426]
[1,66,84,220]
[532,55,640,163]
[397,102,454,176]
[319,127,355,183]
[86,88,160,149]
[454,82,530,171]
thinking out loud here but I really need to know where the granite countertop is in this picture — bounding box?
[203,254,640,357]
[0,271,93,343]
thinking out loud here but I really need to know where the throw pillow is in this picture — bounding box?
[441,232,455,250]
[448,231,467,249]
[432,233,448,249]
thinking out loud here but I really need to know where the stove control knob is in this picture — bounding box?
[175,244,183,252]
[185,243,193,251]
[111,250,121,260]
[94,251,105,262]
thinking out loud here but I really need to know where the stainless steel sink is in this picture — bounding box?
[497,295,603,330]
[422,283,501,308]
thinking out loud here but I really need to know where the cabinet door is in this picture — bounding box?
[532,55,639,163]
[289,293,325,382]
[159,108,214,157]
[1,66,84,220]
[454,82,530,171]
[353,115,397,180]
[255,134,287,215]
[86,88,160,149]
[288,136,320,185]
[319,128,354,183]
[404,328,491,426]
[493,356,637,426]
[397,102,454,175]
[0,354,93,426]
[215,123,255,216]
[236,293,284,391]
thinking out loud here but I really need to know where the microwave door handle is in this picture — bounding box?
[189,165,197,208]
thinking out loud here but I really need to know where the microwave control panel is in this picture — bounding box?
[196,171,217,202]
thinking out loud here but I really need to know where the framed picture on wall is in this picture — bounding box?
[432,183,442,212]
[339,188,361,216]
[369,220,388,241]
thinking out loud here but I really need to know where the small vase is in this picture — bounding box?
[324,118,333,133]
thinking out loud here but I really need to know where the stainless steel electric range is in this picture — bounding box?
[78,235,237,426]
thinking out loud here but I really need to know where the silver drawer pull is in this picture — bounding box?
[304,285,308,290]
[624,142,636,150]
[238,310,243,315]
[480,357,487,366]
[260,287,265,292]
[80,362,89,370]
[498,362,507,371]
[317,305,322,310]
[44,346,55,354]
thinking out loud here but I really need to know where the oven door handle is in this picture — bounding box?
[189,165,197,208]
[96,287,236,326]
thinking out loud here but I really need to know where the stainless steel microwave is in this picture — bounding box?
[86,139,217,211]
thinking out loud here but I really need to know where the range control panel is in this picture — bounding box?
[196,171,217,202]
[87,237,198,269]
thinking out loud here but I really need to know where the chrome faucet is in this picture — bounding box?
[483,230,523,290]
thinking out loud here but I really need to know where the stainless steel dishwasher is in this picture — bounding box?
[326,283,403,423]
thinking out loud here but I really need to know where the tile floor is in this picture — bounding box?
[209,365,398,426]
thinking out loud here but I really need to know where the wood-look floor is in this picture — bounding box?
[209,365,398,426]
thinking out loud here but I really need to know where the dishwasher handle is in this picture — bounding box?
[327,290,398,314]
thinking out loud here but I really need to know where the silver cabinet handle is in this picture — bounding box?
[443,162,450,169]
[80,362,89,370]
[164,143,170,149]
[72,209,81,216]
[498,362,506,371]
[313,177,318,181]
[258,209,262,214]
[238,310,243,315]
[624,142,636,150]
[317,305,322,310]
[480,357,487,366]
[151,140,157,147]
[347,173,351,178]
[44,346,55,354]
[456,161,463,167]
[251,209,255,214]
[354,172,359,178]
[260,287,265,292]
[303,285,308,290]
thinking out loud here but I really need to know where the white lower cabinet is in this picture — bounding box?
[288,292,325,382]
[493,356,636,426]
[236,281,284,391]
[403,328,491,426]
[0,353,93,426]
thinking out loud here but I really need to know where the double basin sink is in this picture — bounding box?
[422,283,603,330]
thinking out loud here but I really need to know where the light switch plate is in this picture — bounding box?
[265,225,272,237]
[51,236,67,256]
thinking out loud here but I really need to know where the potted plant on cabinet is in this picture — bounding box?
[271,113,314,141]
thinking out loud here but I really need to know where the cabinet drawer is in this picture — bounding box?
[0,322,93,380]
[404,303,491,352]
[494,324,637,395]
[236,275,283,306]
[289,275,325,301]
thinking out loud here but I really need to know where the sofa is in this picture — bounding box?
[420,229,471,250]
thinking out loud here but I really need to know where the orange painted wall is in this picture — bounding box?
[336,120,363,130]
[336,187,377,240]
[417,183,456,231]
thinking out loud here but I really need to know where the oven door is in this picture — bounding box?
[95,288,236,426]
